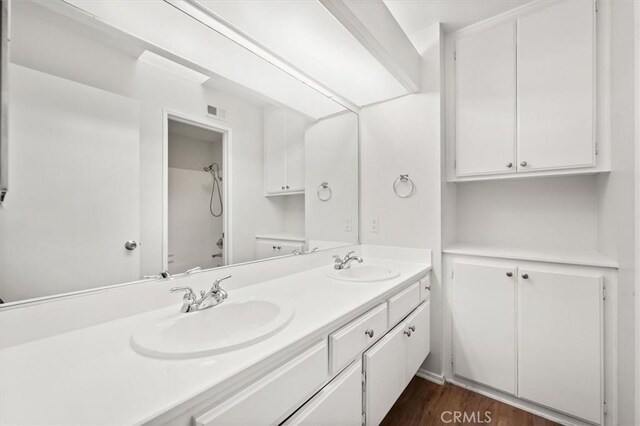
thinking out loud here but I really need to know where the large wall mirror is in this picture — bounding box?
[0,0,359,305]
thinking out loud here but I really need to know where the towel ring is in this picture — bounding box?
[317,182,332,201]
[393,174,416,198]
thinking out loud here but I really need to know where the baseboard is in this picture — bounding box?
[415,368,445,385]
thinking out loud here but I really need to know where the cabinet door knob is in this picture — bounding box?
[520,161,528,167]
[277,246,282,250]
[281,186,285,190]
[506,162,513,168]
[408,325,415,332]
[522,273,529,279]
[124,240,138,251]
[506,271,513,277]
[365,329,374,338]
[404,329,412,337]
[286,185,290,189]
[272,246,276,250]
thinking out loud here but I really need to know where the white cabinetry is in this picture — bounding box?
[264,107,306,195]
[451,0,598,180]
[517,0,595,172]
[187,276,431,426]
[451,259,603,424]
[517,268,603,424]
[363,302,430,425]
[455,21,516,177]
[284,360,363,426]
[452,262,516,394]
[194,341,328,426]
[255,235,305,260]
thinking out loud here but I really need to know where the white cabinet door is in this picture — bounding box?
[452,262,517,395]
[455,21,516,177]
[285,110,306,192]
[264,108,287,193]
[278,240,305,256]
[517,0,595,172]
[256,240,278,260]
[4,65,141,300]
[363,322,407,426]
[284,360,362,426]
[405,302,430,381]
[517,269,603,424]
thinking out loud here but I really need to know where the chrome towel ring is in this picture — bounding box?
[317,182,332,201]
[393,174,416,198]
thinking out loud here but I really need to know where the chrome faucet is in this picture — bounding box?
[170,274,231,313]
[333,251,363,270]
[293,247,319,255]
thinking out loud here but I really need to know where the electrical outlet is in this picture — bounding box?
[345,217,352,232]
[370,217,379,233]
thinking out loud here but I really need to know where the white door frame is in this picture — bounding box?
[162,109,233,271]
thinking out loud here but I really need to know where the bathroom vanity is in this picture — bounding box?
[0,248,432,425]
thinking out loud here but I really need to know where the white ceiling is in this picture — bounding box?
[198,0,408,107]
[60,0,346,119]
[384,0,533,41]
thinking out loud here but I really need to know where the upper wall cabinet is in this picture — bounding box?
[264,107,307,195]
[455,22,516,177]
[448,0,603,182]
[517,0,595,172]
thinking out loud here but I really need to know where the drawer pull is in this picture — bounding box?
[404,329,412,337]
[506,271,513,277]
[522,273,529,279]
[408,325,415,332]
[364,329,374,338]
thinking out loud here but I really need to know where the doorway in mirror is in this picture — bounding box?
[165,114,230,275]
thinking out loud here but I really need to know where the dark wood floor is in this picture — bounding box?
[381,377,559,426]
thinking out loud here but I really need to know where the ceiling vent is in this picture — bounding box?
[207,105,227,121]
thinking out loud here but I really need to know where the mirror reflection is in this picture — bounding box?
[0,0,359,304]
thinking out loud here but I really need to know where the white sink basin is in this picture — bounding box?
[326,265,399,282]
[131,299,294,359]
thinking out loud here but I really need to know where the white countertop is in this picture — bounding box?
[443,242,618,269]
[255,233,306,242]
[0,258,430,425]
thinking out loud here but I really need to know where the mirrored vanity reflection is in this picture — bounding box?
[0,0,359,304]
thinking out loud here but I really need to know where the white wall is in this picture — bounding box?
[8,4,289,282]
[359,24,443,374]
[305,112,359,247]
[596,1,638,423]
[456,176,599,251]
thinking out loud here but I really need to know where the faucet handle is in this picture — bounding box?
[212,274,232,289]
[345,251,355,259]
[185,266,202,275]
[170,286,196,301]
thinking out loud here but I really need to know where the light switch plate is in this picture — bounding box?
[370,217,379,233]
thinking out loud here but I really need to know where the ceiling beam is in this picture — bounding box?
[319,0,421,94]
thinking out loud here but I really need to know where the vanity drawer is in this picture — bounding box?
[283,359,362,426]
[419,275,431,302]
[329,303,388,374]
[388,282,420,326]
[194,341,328,426]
